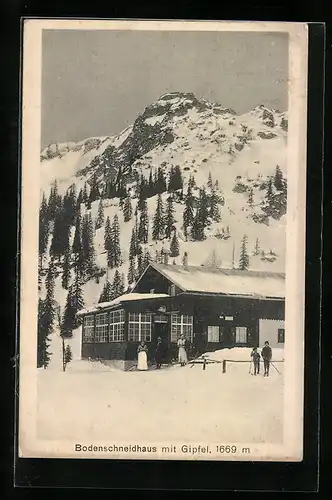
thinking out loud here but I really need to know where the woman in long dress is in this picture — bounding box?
[177,335,187,366]
[137,341,148,371]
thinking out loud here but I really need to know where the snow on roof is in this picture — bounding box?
[145,262,285,299]
[77,293,170,316]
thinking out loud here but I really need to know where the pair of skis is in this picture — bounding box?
[249,360,281,375]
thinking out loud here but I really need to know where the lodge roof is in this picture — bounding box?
[134,261,285,299]
[76,293,170,316]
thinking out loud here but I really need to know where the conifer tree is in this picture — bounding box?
[152,193,165,241]
[127,257,136,285]
[191,188,209,241]
[129,225,139,260]
[274,165,284,191]
[111,269,123,298]
[104,216,114,269]
[39,193,50,270]
[62,247,71,290]
[248,188,254,208]
[156,166,167,194]
[82,182,88,204]
[123,194,133,222]
[148,168,154,195]
[138,199,149,243]
[207,172,213,189]
[210,187,221,222]
[61,274,84,338]
[72,211,84,277]
[168,165,183,192]
[95,199,105,229]
[164,195,175,239]
[98,279,113,303]
[253,238,260,256]
[82,213,96,277]
[170,231,180,257]
[89,174,100,203]
[37,298,51,369]
[239,235,250,270]
[48,180,59,220]
[137,175,148,211]
[112,214,122,267]
[215,179,219,191]
[64,345,73,366]
[183,184,195,240]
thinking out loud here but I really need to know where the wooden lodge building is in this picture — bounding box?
[77,257,285,370]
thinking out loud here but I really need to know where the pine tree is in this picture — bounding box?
[152,193,165,241]
[165,195,175,239]
[183,184,195,240]
[210,187,221,222]
[89,174,100,203]
[168,165,183,192]
[123,195,133,222]
[239,235,250,270]
[148,168,154,195]
[82,182,88,204]
[119,273,126,296]
[39,193,50,270]
[37,298,51,369]
[127,257,136,285]
[207,172,213,189]
[111,270,123,298]
[191,188,209,241]
[72,211,84,277]
[64,345,72,365]
[104,216,114,269]
[138,199,149,243]
[129,225,139,260]
[61,274,84,338]
[95,199,105,229]
[112,214,122,267]
[48,180,59,220]
[156,166,167,194]
[215,179,219,191]
[274,165,284,191]
[98,279,113,303]
[137,175,148,211]
[82,213,96,277]
[170,231,180,257]
[62,247,71,289]
[248,188,254,208]
[37,261,56,368]
[253,238,260,256]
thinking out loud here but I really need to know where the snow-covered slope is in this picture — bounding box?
[40,91,288,320]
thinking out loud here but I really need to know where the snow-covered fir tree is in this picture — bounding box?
[152,193,165,241]
[183,184,195,240]
[98,279,113,303]
[72,210,84,277]
[123,194,133,222]
[165,195,176,239]
[168,165,183,192]
[39,192,50,270]
[61,273,84,338]
[239,234,250,270]
[95,199,105,229]
[207,172,213,189]
[82,213,96,278]
[248,188,254,208]
[61,247,71,290]
[210,187,221,222]
[170,230,180,258]
[253,237,260,256]
[111,214,122,267]
[191,188,209,241]
[138,198,149,243]
[37,260,56,368]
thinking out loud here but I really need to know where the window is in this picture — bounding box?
[235,326,247,344]
[278,328,285,343]
[83,315,94,343]
[95,312,109,342]
[109,309,125,342]
[171,314,193,342]
[208,326,220,343]
[128,313,151,342]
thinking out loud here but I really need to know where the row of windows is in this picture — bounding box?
[82,312,194,343]
[207,326,285,343]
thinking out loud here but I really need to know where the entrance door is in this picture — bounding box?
[153,321,170,363]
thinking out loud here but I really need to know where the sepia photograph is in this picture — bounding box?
[19,19,308,461]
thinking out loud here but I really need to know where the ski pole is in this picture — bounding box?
[271,362,281,375]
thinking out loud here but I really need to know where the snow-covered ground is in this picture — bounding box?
[37,347,284,444]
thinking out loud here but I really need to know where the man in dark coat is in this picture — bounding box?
[155,337,164,369]
[261,341,272,377]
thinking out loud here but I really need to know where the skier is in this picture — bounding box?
[250,347,260,375]
[261,341,272,377]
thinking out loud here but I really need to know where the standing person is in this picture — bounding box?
[261,341,272,377]
[155,337,163,369]
[137,341,148,371]
[177,334,187,366]
[250,347,261,375]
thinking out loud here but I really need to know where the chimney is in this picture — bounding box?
[183,251,189,271]
[161,248,170,265]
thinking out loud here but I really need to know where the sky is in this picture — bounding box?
[41,29,288,148]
